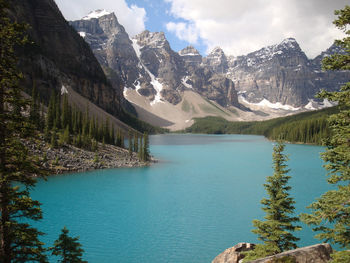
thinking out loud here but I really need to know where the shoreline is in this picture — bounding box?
[23,137,155,176]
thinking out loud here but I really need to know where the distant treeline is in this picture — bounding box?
[184,107,340,145]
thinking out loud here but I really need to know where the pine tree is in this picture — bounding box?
[46,90,56,130]
[54,91,61,130]
[61,94,70,131]
[138,136,143,161]
[0,1,47,261]
[128,130,133,156]
[301,5,350,260]
[50,227,86,263]
[133,134,138,152]
[143,132,150,161]
[244,142,301,261]
[30,83,40,128]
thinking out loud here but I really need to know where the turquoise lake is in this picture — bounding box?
[31,134,331,262]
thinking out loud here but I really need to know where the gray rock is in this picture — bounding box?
[248,243,332,263]
[212,243,255,263]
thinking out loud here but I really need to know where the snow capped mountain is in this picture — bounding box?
[178,46,201,57]
[82,9,112,20]
[70,10,349,129]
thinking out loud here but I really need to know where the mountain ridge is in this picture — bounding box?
[70,9,350,130]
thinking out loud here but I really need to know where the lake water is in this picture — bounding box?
[31,134,331,262]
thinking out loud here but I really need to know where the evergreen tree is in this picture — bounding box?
[30,83,40,128]
[128,130,133,156]
[51,128,58,148]
[51,227,86,263]
[138,136,143,161]
[61,94,70,131]
[63,125,70,144]
[301,5,350,260]
[143,132,150,161]
[245,142,301,261]
[46,90,56,131]
[133,134,138,152]
[0,0,47,261]
[54,92,61,129]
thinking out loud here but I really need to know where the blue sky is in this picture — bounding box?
[55,0,348,58]
[124,0,207,55]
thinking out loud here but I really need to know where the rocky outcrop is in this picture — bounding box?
[212,243,255,263]
[248,243,332,263]
[202,47,229,74]
[179,45,203,69]
[212,243,333,263]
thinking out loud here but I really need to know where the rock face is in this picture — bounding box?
[248,243,332,263]
[10,0,129,118]
[70,12,242,108]
[212,243,255,263]
[225,38,350,107]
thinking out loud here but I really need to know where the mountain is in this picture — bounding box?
[9,1,151,134]
[70,12,249,130]
[225,38,349,107]
[71,10,349,130]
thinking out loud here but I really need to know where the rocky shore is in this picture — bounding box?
[23,137,153,175]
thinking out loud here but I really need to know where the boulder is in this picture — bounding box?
[212,243,255,263]
[248,243,332,263]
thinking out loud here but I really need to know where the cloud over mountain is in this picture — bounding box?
[165,0,348,58]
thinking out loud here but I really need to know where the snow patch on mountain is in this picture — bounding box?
[305,99,336,110]
[82,9,111,20]
[182,76,193,89]
[61,85,68,95]
[240,96,300,111]
[132,39,142,59]
[131,38,163,105]
[78,32,86,38]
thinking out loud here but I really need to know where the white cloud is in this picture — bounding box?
[166,22,199,44]
[55,0,146,37]
[165,0,348,58]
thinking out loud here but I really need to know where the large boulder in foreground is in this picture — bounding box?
[213,243,333,263]
[212,243,255,263]
[248,243,332,263]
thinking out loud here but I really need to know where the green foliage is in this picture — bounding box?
[185,107,338,144]
[50,227,86,263]
[301,5,350,250]
[0,0,47,261]
[246,143,301,260]
[243,244,280,262]
[330,251,350,263]
[93,153,99,164]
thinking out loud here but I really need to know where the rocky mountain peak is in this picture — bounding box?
[134,30,169,49]
[82,9,112,20]
[202,47,228,74]
[208,46,226,57]
[311,42,346,70]
[179,45,201,57]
